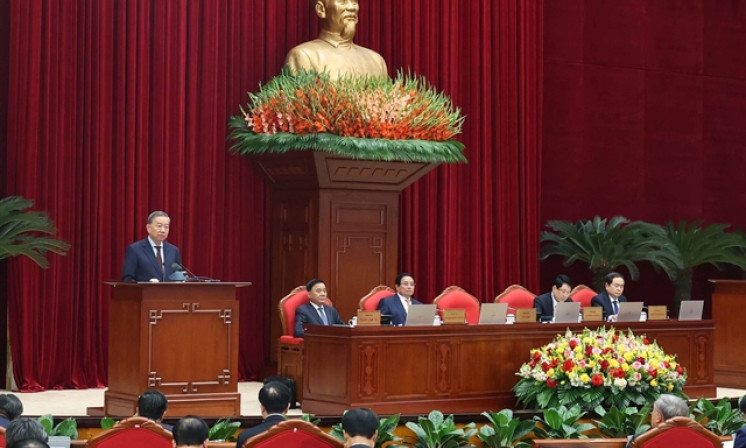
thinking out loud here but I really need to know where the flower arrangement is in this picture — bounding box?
[513,327,687,410]
[228,68,466,163]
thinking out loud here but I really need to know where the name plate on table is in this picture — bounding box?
[357,310,381,326]
[648,305,667,321]
[582,307,603,322]
[442,309,466,324]
[515,308,536,323]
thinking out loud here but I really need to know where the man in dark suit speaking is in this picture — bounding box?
[591,272,628,321]
[377,273,422,326]
[533,274,573,321]
[121,211,182,282]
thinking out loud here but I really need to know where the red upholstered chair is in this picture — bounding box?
[433,286,481,324]
[358,285,395,311]
[278,286,335,403]
[570,284,597,308]
[86,416,173,448]
[494,284,536,310]
[242,419,344,448]
[629,417,722,448]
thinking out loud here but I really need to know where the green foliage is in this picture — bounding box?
[404,410,476,448]
[539,216,680,291]
[38,415,78,439]
[689,397,745,436]
[208,418,241,442]
[100,417,116,430]
[593,404,652,438]
[477,409,535,448]
[329,413,404,448]
[301,413,321,425]
[532,405,595,439]
[0,196,70,267]
[661,221,746,309]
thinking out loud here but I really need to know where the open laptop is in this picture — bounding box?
[554,301,581,324]
[478,302,508,324]
[679,300,704,321]
[617,302,644,322]
[404,304,437,326]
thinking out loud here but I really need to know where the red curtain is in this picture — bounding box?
[4,0,542,390]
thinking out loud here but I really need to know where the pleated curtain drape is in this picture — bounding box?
[3,0,542,390]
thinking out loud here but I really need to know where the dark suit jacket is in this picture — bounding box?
[121,238,182,282]
[590,290,628,320]
[533,292,573,321]
[377,294,423,326]
[235,414,286,448]
[734,426,746,448]
[293,302,344,338]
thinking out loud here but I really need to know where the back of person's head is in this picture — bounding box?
[0,394,24,420]
[259,381,290,414]
[173,415,209,447]
[604,272,624,285]
[654,394,688,420]
[341,407,378,439]
[5,418,49,447]
[553,274,572,289]
[137,389,168,421]
[739,395,746,414]
[9,440,50,448]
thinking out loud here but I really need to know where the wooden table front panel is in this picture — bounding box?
[302,320,715,415]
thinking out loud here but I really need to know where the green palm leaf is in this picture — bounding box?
[0,196,70,268]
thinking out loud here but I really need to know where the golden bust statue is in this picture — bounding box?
[286,0,388,80]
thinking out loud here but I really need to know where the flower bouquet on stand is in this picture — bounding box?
[513,327,687,410]
[228,68,466,163]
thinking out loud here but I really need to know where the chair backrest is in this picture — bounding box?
[494,284,536,310]
[278,286,334,337]
[629,417,722,448]
[433,286,481,324]
[570,284,597,308]
[86,416,173,448]
[242,419,344,448]
[359,285,395,311]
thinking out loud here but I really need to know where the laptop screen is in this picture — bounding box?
[404,304,437,326]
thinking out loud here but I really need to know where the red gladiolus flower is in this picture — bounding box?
[591,374,604,387]
[643,338,650,345]
[569,339,578,349]
[648,369,658,378]
[675,366,684,374]
[600,360,610,371]
[541,362,551,373]
[562,359,575,372]
[546,378,558,388]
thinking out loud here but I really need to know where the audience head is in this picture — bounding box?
[172,415,209,447]
[551,274,572,301]
[9,440,50,448]
[306,279,328,306]
[0,394,23,420]
[137,389,168,421]
[739,395,746,415]
[342,408,378,445]
[5,418,49,447]
[604,272,625,299]
[259,381,291,416]
[651,394,688,426]
[394,273,415,299]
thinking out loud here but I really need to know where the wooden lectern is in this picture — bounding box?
[103,282,249,417]
[711,279,746,387]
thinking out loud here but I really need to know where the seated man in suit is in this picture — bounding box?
[121,211,183,282]
[626,394,688,448]
[377,273,422,326]
[342,407,379,448]
[293,279,344,338]
[734,395,746,448]
[235,382,291,448]
[533,274,573,322]
[173,415,209,448]
[591,272,628,322]
[137,389,172,432]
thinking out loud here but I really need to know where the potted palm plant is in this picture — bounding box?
[0,196,70,267]
[539,216,680,292]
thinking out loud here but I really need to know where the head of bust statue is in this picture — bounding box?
[315,0,359,40]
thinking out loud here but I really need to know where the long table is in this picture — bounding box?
[301,320,715,414]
